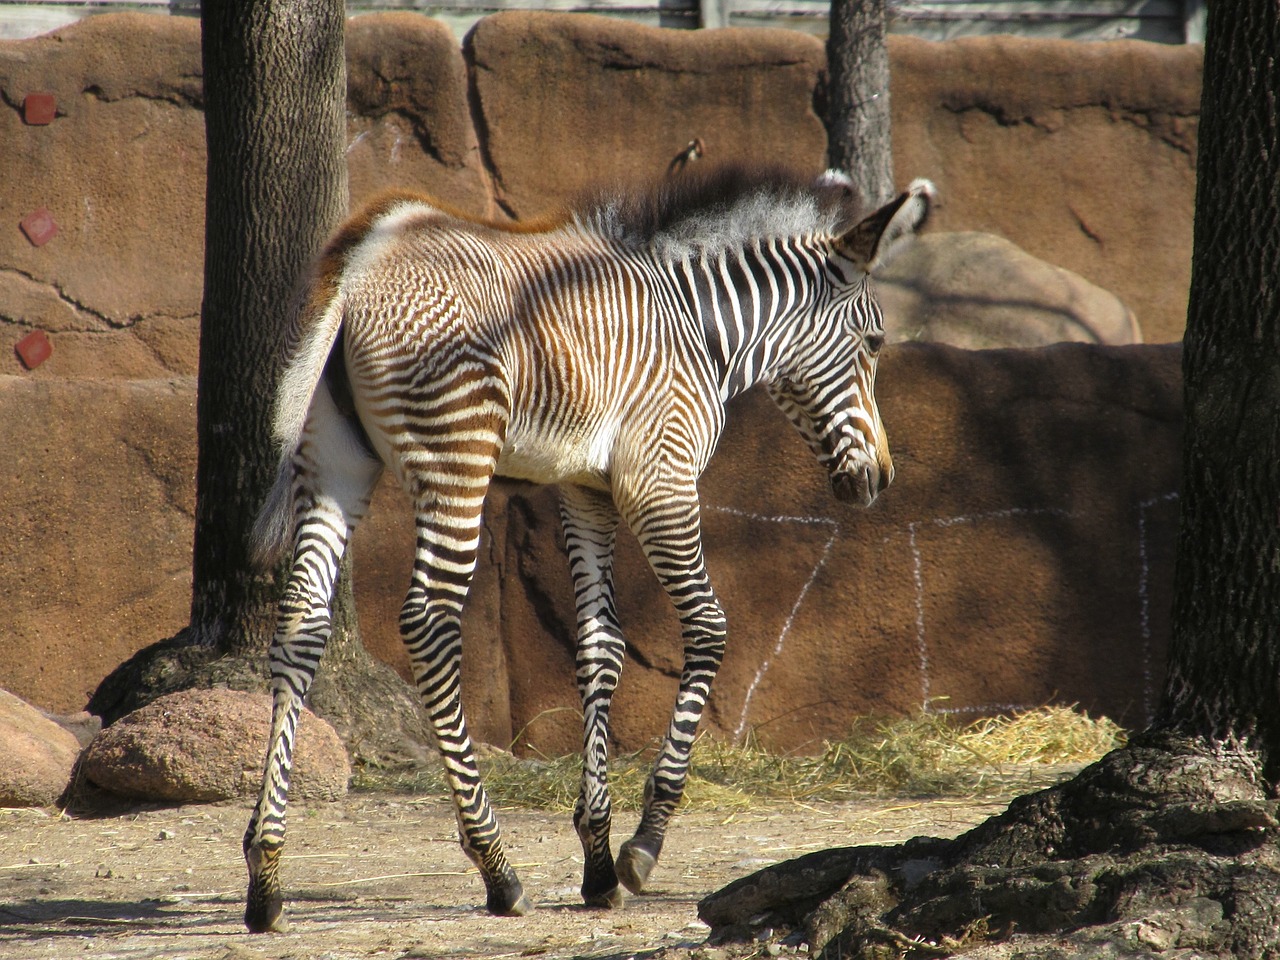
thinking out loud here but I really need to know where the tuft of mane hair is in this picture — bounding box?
[573,164,862,259]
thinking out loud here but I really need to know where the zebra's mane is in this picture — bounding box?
[573,165,860,259]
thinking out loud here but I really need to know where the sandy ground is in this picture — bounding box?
[0,785,1048,960]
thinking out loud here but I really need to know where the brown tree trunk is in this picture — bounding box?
[88,0,435,769]
[823,0,894,208]
[702,5,1280,957]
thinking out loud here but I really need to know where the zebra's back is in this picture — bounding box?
[336,201,720,491]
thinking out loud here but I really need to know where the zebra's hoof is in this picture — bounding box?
[244,892,289,933]
[487,885,534,917]
[616,841,657,894]
[583,884,626,909]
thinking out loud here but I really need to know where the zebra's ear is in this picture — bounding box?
[835,178,936,275]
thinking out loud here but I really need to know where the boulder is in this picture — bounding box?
[81,688,350,803]
[879,231,1142,348]
[0,688,82,807]
[889,34,1200,343]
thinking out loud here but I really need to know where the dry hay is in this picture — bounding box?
[354,705,1124,810]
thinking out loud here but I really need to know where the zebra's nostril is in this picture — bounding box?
[831,472,855,502]
[831,466,878,505]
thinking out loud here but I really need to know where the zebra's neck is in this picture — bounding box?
[670,238,826,401]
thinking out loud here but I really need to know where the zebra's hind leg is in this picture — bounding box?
[614,487,727,894]
[560,486,626,908]
[401,474,530,917]
[244,386,382,933]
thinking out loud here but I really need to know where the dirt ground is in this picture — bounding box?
[0,780,1054,960]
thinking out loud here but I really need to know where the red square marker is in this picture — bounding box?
[20,208,58,247]
[23,93,57,125]
[15,330,52,370]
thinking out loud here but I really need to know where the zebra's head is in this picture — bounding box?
[768,178,935,507]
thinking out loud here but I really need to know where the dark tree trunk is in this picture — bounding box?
[702,5,1280,957]
[191,0,349,656]
[88,0,435,770]
[823,0,894,208]
[1159,7,1280,770]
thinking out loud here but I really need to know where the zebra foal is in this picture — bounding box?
[243,165,935,930]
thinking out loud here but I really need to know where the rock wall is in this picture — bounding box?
[0,13,1193,750]
[0,342,1181,752]
[1,11,1199,374]
[479,343,1182,754]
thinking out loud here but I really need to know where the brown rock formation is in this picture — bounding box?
[465,12,828,217]
[80,688,349,802]
[487,343,1181,756]
[0,376,196,714]
[0,13,1194,755]
[0,343,1182,756]
[1,13,1198,379]
[879,231,1142,347]
[344,12,491,215]
[0,14,205,377]
[890,35,1200,343]
[0,689,82,806]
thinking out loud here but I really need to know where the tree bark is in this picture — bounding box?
[1159,7,1280,769]
[702,5,1280,957]
[823,0,894,208]
[88,0,436,769]
[191,0,349,656]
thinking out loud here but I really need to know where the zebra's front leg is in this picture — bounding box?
[616,492,727,894]
[403,503,531,917]
[561,487,626,908]
[244,517,347,933]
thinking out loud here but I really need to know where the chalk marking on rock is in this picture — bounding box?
[715,495,1169,737]
[707,505,839,743]
[909,507,1076,714]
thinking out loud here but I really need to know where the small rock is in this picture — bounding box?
[157,829,176,840]
[1130,919,1176,952]
[81,689,349,803]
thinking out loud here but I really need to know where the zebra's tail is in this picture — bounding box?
[250,281,347,571]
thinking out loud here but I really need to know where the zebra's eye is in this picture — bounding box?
[864,333,885,354]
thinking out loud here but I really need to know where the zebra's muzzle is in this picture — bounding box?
[830,462,883,507]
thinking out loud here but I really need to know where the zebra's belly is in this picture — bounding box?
[495,427,613,491]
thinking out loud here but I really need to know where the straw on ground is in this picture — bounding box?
[354,704,1124,809]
